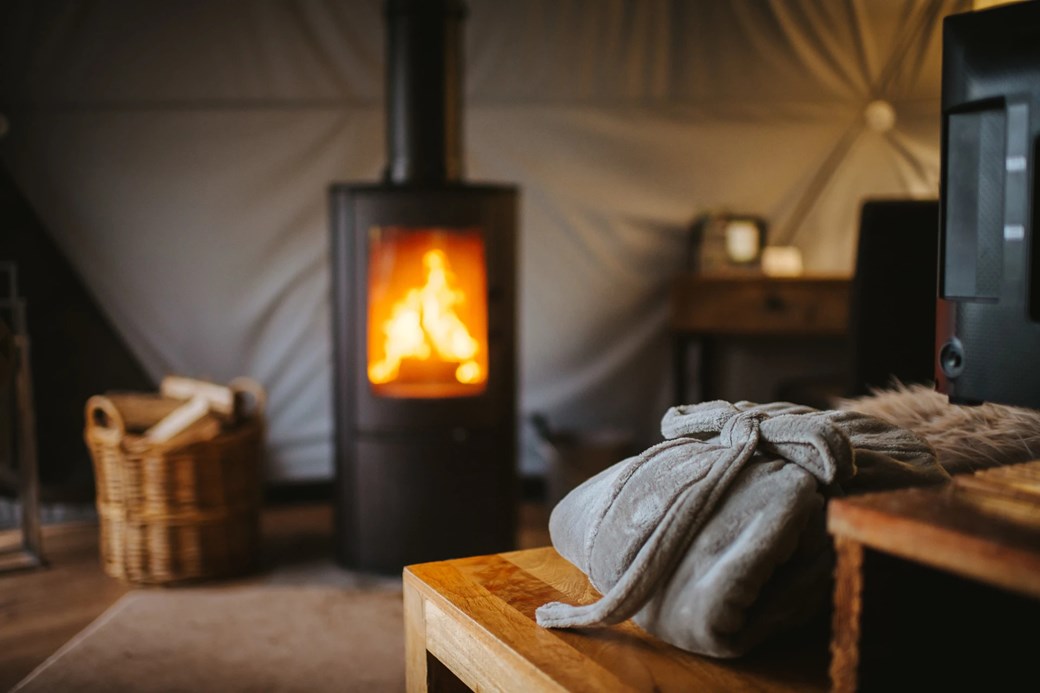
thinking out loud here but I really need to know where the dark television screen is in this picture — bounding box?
[936,1,1040,409]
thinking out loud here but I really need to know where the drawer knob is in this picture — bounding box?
[764,294,786,312]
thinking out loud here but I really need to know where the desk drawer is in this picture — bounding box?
[671,276,850,335]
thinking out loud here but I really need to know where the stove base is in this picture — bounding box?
[334,430,517,574]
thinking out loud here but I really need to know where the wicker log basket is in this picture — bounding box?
[84,376,266,585]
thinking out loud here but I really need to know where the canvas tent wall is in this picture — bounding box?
[0,0,968,482]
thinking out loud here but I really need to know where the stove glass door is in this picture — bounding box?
[367,226,488,398]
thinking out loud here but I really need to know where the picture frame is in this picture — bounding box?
[686,212,768,275]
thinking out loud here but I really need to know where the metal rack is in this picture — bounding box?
[0,261,44,572]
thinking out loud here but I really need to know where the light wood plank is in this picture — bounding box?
[160,375,237,417]
[407,548,827,692]
[404,574,429,693]
[407,560,619,692]
[425,596,575,692]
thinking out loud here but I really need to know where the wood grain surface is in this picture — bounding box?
[827,537,863,693]
[827,460,1040,692]
[0,521,129,691]
[405,546,829,692]
[670,274,851,336]
[827,470,1040,600]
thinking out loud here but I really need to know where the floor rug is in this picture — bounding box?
[13,584,405,692]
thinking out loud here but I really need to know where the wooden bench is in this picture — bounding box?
[403,546,829,692]
[405,461,1040,692]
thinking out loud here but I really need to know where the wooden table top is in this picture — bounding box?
[827,462,1040,692]
[404,546,830,692]
[670,273,851,336]
[828,461,1040,600]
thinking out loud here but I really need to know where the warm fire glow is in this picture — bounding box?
[369,249,482,385]
[367,228,488,398]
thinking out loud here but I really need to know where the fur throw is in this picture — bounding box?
[836,382,1040,475]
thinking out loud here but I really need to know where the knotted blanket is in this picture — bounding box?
[535,400,948,657]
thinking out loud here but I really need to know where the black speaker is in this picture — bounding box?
[936,3,1040,409]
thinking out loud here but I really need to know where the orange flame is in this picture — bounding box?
[367,230,488,398]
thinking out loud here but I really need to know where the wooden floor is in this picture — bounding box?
[0,520,129,691]
[0,500,551,690]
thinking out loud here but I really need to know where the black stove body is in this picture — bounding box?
[330,0,517,573]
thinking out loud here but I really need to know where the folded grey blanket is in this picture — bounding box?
[535,400,948,658]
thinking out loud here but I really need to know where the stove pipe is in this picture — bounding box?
[383,0,467,185]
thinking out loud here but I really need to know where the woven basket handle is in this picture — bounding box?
[230,377,266,420]
[86,394,126,441]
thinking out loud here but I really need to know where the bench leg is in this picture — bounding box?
[829,536,863,693]
[404,579,429,692]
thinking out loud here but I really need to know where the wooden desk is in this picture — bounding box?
[670,274,851,403]
[827,461,1040,692]
[403,547,829,692]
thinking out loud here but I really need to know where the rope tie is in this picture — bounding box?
[536,408,766,629]
[536,402,847,630]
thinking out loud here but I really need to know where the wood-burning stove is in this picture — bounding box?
[330,0,518,574]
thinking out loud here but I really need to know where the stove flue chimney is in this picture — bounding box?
[384,0,466,185]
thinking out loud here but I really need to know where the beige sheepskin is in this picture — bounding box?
[835,382,1040,475]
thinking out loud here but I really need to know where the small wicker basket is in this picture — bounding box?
[84,377,266,585]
